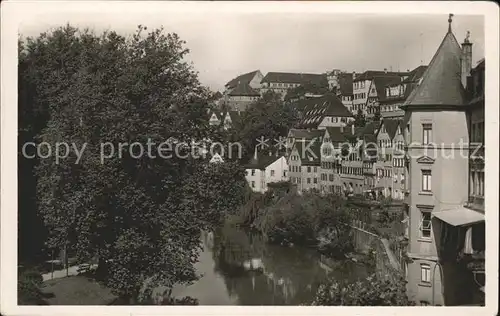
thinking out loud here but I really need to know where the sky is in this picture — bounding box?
[19,11,484,92]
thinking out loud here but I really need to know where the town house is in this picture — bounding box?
[401,19,485,306]
[245,149,289,193]
[288,140,322,194]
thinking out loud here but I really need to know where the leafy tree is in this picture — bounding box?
[284,80,329,102]
[20,25,245,303]
[354,108,366,128]
[311,272,414,306]
[237,91,298,160]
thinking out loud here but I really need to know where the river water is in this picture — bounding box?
[171,226,370,305]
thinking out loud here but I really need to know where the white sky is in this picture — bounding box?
[19,9,484,92]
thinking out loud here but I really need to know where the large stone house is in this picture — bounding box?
[260,72,327,99]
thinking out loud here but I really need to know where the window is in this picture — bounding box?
[420,264,431,283]
[314,167,318,173]
[307,166,311,173]
[422,170,432,192]
[251,181,255,188]
[422,124,432,145]
[314,178,318,184]
[419,211,432,238]
[251,169,256,176]
[329,174,334,181]
[270,170,275,176]
[283,170,286,177]
[307,178,311,184]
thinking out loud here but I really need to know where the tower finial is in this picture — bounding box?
[448,13,454,33]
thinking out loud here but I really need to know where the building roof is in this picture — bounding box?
[339,72,353,95]
[245,151,283,170]
[293,140,322,166]
[325,127,349,143]
[353,70,409,82]
[261,72,327,85]
[403,29,466,108]
[228,82,260,97]
[402,65,428,84]
[372,76,403,102]
[297,93,353,129]
[377,118,402,139]
[288,128,325,140]
[225,70,260,89]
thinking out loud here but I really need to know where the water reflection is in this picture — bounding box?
[172,226,369,305]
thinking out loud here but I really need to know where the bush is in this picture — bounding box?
[311,272,414,306]
[18,268,46,305]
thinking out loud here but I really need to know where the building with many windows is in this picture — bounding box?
[379,66,428,119]
[260,72,328,99]
[288,140,322,194]
[352,69,409,116]
[401,19,485,306]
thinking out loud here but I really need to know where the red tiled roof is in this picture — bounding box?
[404,30,466,107]
[225,70,260,89]
[261,72,327,85]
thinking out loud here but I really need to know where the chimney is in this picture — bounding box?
[351,124,355,135]
[352,71,356,79]
[461,31,473,88]
[340,126,344,133]
[254,146,258,160]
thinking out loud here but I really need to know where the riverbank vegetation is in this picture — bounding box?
[235,189,355,258]
[311,271,414,306]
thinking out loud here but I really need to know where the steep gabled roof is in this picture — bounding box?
[261,72,327,85]
[228,82,260,97]
[225,70,261,89]
[372,76,403,101]
[245,152,283,170]
[325,127,349,143]
[297,93,352,129]
[377,119,401,139]
[403,30,466,108]
[293,140,322,166]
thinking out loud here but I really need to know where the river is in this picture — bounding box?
[171,225,370,305]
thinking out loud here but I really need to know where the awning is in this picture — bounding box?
[432,207,485,227]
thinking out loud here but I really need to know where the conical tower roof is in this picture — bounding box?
[404,27,466,107]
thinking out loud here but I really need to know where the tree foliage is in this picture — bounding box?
[234,91,298,160]
[354,107,366,128]
[19,25,246,302]
[311,272,414,306]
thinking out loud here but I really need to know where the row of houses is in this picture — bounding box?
[241,16,485,306]
[220,64,428,119]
